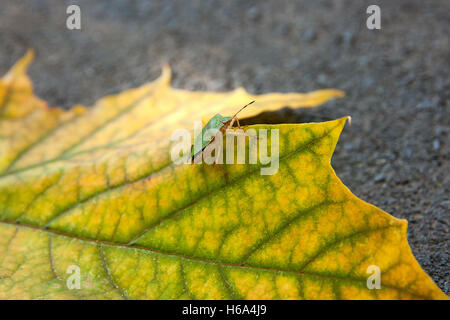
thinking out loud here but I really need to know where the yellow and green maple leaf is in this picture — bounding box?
[0,51,446,299]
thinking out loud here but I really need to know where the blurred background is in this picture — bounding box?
[0,0,448,293]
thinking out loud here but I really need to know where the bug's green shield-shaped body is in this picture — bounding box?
[191,114,232,158]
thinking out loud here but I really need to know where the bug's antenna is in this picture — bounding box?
[232,100,255,118]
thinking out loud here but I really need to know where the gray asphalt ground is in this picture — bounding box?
[0,0,448,294]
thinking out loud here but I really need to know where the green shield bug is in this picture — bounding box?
[191,100,255,181]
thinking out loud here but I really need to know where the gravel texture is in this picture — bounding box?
[0,0,448,294]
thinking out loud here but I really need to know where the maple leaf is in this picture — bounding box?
[0,51,446,299]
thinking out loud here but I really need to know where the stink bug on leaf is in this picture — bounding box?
[191,101,255,182]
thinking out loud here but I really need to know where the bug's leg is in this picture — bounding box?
[214,145,229,183]
[214,163,229,183]
[192,152,202,164]
[190,145,195,165]
[228,116,236,129]
[226,131,248,136]
[226,131,260,140]
[236,117,241,129]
